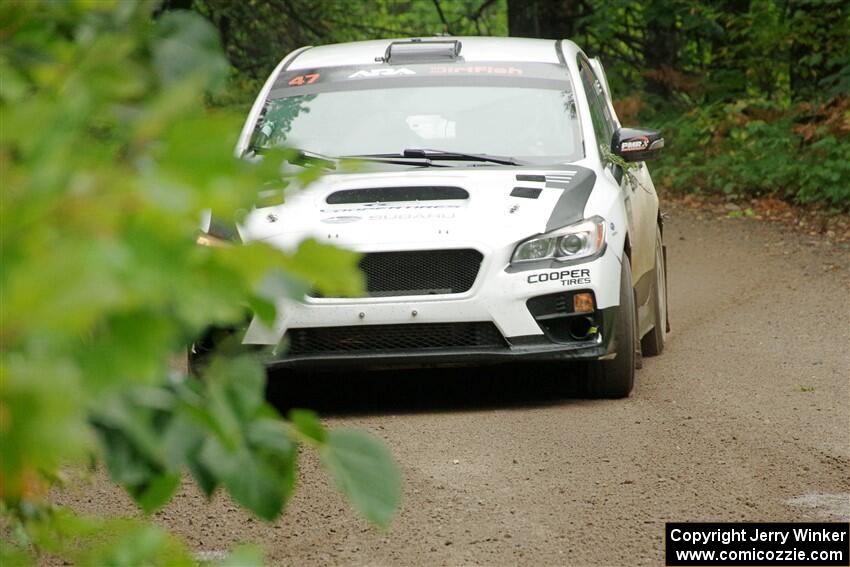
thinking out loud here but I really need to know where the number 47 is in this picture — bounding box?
[288,73,320,86]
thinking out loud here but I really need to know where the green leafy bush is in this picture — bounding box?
[651,98,850,209]
[0,1,400,564]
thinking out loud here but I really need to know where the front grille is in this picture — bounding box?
[286,322,507,356]
[315,249,483,297]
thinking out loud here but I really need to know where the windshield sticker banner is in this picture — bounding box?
[268,62,571,99]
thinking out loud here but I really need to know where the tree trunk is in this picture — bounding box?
[507,0,579,39]
[642,0,679,98]
[709,0,751,98]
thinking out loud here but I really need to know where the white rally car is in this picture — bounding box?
[201,37,669,398]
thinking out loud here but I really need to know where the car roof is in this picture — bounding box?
[287,37,582,70]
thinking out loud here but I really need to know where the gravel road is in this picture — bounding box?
[54,203,850,566]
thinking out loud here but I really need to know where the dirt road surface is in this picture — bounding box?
[54,203,850,566]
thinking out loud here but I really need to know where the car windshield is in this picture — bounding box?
[250,62,583,166]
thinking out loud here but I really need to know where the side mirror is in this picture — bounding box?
[611,127,664,162]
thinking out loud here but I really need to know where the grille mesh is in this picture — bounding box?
[286,322,506,355]
[361,249,482,296]
[314,249,483,297]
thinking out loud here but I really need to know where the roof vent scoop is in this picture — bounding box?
[382,39,462,64]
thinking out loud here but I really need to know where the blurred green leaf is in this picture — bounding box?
[288,409,327,444]
[320,429,402,528]
[153,10,229,92]
[2,1,400,563]
[246,418,295,457]
[207,356,267,420]
[285,239,364,297]
[0,357,91,501]
[137,473,181,514]
[0,540,31,567]
[76,520,196,567]
[200,440,294,521]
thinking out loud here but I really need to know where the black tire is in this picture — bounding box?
[188,325,254,376]
[640,226,667,357]
[187,329,220,376]
[583,254,636,398]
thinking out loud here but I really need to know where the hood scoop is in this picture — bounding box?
[326,186,469,204]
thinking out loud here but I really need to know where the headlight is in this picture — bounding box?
[511,216,606,264]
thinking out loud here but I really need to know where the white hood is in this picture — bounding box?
[240,166,596,253]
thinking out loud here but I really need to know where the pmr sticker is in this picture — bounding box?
[620,136,649,152]
[528,268,591,286]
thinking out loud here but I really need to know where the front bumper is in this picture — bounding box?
[245,243,625,370]
[261,302,619,370]
[266,333,609,370]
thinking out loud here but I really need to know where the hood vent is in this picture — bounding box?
[511,187,542,199]
[516,174,546,182]
[326,186,468,204]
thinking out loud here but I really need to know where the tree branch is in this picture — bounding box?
[584,29,644,69]
[278,0,327,39]
[470,0,498,22]
[431,0,452,34]
[318,16,421,38]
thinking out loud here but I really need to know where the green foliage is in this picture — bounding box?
[529,0,850,207]
[502,0,850,207]
[188,0,506,83]
[0,1,400,564]
[727,208,756,218]
[651,98,850,209]
[536,0,850,106]
[17,509,200,566]
[320,429,403,528]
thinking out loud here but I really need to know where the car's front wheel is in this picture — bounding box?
[582,254,636,398]
[188,324,257,376]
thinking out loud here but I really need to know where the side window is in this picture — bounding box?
[578,57,616,160]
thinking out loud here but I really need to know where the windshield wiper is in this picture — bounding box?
[337,154,448,167]
[351,149,526,166]
[251,147,445,168]
[248,146,339,170]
